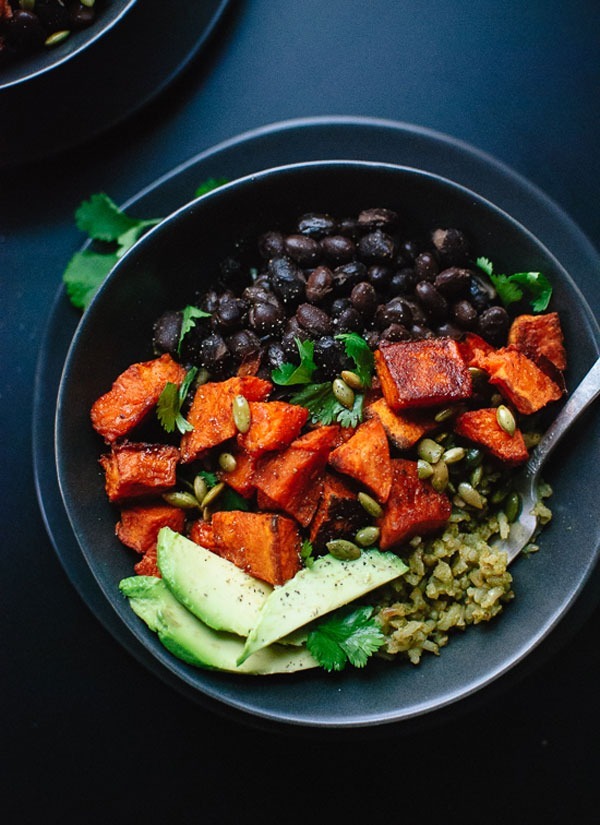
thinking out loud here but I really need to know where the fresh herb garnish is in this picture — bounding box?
[271,338,317,385]
[63,179,228,311]
[156,367,198,435]
[196,469,219,488]
[289,382,364,428]
[178,305,211,354]
[300,539,315,568]
[306,605,385,672]
[476,256,552,312]
[335,332,374,387]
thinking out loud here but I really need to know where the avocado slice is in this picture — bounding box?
[119,576,318,675]
[157,527,273,637]
[239,549,407,664]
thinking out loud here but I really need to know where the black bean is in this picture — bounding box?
[403,298,428,325]
[296,303,333,336]
[336,217,362,238]
[358,229,397,263]
[374,297,412,329]
[414,251,439,282]
[313,336,351,379]
[284,234,322,267]
[367,264,392,292]
[266,341,286,370]
[357,208,399,232]
[297,213,337,239]
[332,261,367,293]
[431,227,471,266]
[415,281,448,321]
[153,310,182,355]
[477,305,511,344]
[333,306,363,333]
[398,239,420,263]
[434,267,472,297]
[199,333,230,374]
[411,324,434,338]
[268,256,306,305]
[227,329,261,359]
[258,230,285,259]
[350,281,378,317]
[364,330,381,350]
[305,266,334,303]
[69,5,97,29]
[320,235,356,265]
[380,323,412,343]
[5,11,45,49]
[435,322,463,340]
[389,268,416,295]
[330,297,351,318]
[248,300,285,334]
[469,272,496,310]
[215,292,247,330]
[451,299,478,329]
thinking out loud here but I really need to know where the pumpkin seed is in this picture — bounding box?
[417,437,444,464]
[442,446,466,464]
[469,464,483,488]
[332,377,355,409]
[195,367,210,386]
[218,452,237,473]
[468,366,487,381]
[45,30,70,47]
[354,526,380,547]
[81,0,96,7]
[496,404,516,436]
[417,459,434,479]
[162,491,200,510]
[200,481,225,509]
[504,491,522,523]
[326,539,362,560]
[430,459,449,492]
[357,491,383,518]
[193,475,208,503]
[434,407,454,423]
[340,369,363,390]
[232,394,251,433]
[457,482,486,509]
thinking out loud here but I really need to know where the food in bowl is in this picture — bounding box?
[0,0,104,66]
[89,200,566,675]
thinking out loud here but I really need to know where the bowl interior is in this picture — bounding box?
[55,161,600,728]
[0,0,136,88]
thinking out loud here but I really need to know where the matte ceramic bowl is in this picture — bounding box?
[55,161,600,729]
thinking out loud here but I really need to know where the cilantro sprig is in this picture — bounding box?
[178,305,211,354]
[271,338,317,386]
[336,332,374,387]
[156,367,198,435]
[307,605,385,672]
[289,382,364,428]
[476,256,552,312]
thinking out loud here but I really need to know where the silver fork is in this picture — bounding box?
[495,356,600,563]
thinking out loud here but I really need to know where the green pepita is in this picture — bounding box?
[504,491,522,523]
[434,407,454,423]
[417,437,444,464]
[162,491,201,510]
[430,459,449,492]
[45,30,70,47]
[357,491,383,518]
[232,394,251,433]
[417,459,434,480]
[326,539,362,560]
[218,452,237,473]
[457,482,486,509]
[200,481,225,509]
[442,446,466,464]
[496,404,516,436]
[193,475,208,503]
[332,377,355,409]
[354,526,380,547]
[340,369,363,390]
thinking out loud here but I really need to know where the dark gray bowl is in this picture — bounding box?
[55,161,600,729]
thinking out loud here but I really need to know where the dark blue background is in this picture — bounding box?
[2,2,598,822]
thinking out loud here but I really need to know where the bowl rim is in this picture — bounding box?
[55,158,600,728]
[0,0,137,90]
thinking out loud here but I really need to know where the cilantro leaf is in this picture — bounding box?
[300,539,315,568]
[271,338,317,385]
[217,487,252,512]
[62,250,118,310]
[178,305,212,354]
[289,381,364,428]
[335,332,374,387]
[476,256,552,312]
[336,392,364,428]
[196,469,219,489]
[307,606,385,672]
[195,177,229,197]
[156,367,197,434]
[75,193,137,242]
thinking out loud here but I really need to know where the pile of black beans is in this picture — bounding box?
[153,207,511,381]
[0,1,101,66]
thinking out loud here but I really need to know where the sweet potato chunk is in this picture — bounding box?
[91,353,187,443]
[99,442,179,502]
[457,332,495,369]
[218,446,258,498]
[481,346,563,414]
[116,503,185,554]
[210,511,301,585]
[365,397,436,450]
[376,459,452,550]
[309,473,364,550]
[254,440,328,526]
[188,519,219,551]
[328,417,393,503]
[289,424,342,454]
[374,338,472,410]
[508,312,567,372]
[454,408,529,465]
[134,546,161,578]
[179,376,272,462]
[237,401,309,456]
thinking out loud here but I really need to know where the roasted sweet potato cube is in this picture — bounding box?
[289,424,342,454]
[376,459,452,550]
[309,473,364,550]
[508,312,567,372]
[99,442,179,502]
[328,417,393,503]
[188,519,219,551]
[481,346,563,414]
[210,511,301,585]
[254,445,327,526]
[218,447,258,498]
[91,353,187,443]
[365,397,437,450]
[374,338,472,410]
[134,546,161,578]
[116,503,185,554]
[238,400,309,456]
[457,333,495,369]
[179,376,272,462]
[454,408,529,465]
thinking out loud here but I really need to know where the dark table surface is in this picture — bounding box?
[2,2,599,823]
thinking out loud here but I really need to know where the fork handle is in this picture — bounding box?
[527,355,600,477]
